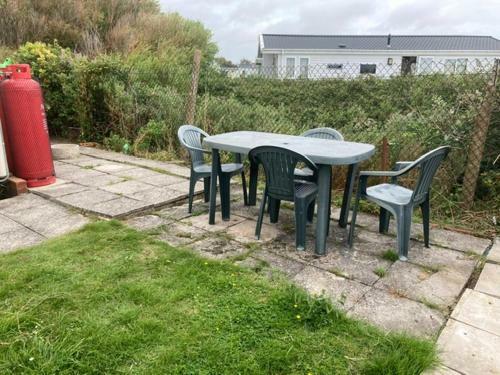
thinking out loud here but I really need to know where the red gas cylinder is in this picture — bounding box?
[0,64,55,187]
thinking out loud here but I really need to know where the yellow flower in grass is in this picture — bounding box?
[296,314,301,320]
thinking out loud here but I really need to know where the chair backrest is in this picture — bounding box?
[409,146,451,203]
[249,146,317,201]
[177,125,209,167]
[301,127,344,141]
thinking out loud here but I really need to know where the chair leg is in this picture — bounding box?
[347,193,361,248]
[307,199,315,223]
[203,177,210,203]
[379,207,390,233]
[421,198,430,248]
[255,191,268,240]
[396,206,412,261]
[241,171,248,205]
[269,199,280,223]
[188,173,196,213]
[219,175,231,220]
[295,200,308,251]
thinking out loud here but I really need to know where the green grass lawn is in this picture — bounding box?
[0,221,437,374]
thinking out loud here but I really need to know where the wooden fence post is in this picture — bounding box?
[381,136,390,182]
[462,58,499,209]
[185,49,202,124]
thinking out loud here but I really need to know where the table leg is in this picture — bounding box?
[248,158,258,206]
[339,163,358,228]
[208,149,219,225]
[315,164,332,255]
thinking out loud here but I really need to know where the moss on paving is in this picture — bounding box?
[0,221,437,374]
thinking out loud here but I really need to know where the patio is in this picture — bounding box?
[0,146,496,373]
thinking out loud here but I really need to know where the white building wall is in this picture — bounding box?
[260,50,498,78]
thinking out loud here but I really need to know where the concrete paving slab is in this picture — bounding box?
[181,212,246,232]
[437,319,500,374]
[72,174,124,187]
[346,208,490,254]
[451,288,500,336]
[159,163,191,178]
[59,189,119,209]
[293,266,370,310]
[0,194,48,214]
[268,235,392,285]
[60,157,103,167]
[349,287,445,338]
[3,202,75,228]
[0,214,23,234]
[424,229,491,255]
[125,215,169,231]
[487,238,500,264]
[56,168,106,181]
[31,182,89,198]
[101,180,153,195]
[93,163,136,173]
[375,260,473,311]
[156,203,197,221]
[91,197,149,218]
[32,213,89,238]
[475,263,500,298]
[79,146,192,178]
[0,227,45,253]
[405,242,477,271]
[128,188,185,206]
[253,250,306,278]
[156,221,207,247]
[189,237,249,260]
[227,220,282,244]
[113,168,163,180]
[167,180,205,195]
[142,174,187,187]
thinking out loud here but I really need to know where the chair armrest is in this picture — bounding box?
[183,144,211,154]
[393,161,413,171]
[359,170,401,178]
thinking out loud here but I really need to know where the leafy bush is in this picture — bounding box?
[103,133,130,153]
[13,41,82,136]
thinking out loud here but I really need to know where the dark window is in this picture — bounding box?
[327,63,343,69]
[360,64,376,74]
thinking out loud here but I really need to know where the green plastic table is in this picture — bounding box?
[203,131,375,255]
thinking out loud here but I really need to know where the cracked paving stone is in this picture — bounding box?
[125,215,169,231]
[189,237,249,260]
[155,222,206,247]
[293,266,371,310]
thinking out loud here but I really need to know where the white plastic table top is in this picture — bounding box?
[203,131,375,165]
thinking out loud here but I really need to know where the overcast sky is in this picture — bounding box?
[159,0,500,62]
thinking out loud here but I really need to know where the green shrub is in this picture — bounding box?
[103,133,129,153]
[14,41,82,136]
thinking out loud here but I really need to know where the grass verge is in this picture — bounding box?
[0,221,437,374]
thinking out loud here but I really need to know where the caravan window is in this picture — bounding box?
[360,64,376,74]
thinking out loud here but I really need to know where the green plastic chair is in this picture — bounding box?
[249,146,318,251]
[294,127,343,222]
[348,146,450,260]
[177,125,247,213]
[294,127,344,181]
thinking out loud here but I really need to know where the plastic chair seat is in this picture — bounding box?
[294,167,314,179]
[366,183,413,206]
[194,163,244,175]
[295,181,318,199]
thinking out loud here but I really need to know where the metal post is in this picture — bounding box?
[185,49,202,125]
[462,58,499,209]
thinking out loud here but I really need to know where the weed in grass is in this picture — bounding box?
[381,249,399,262]
[374,267,387,278]
[0,221,437,374]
